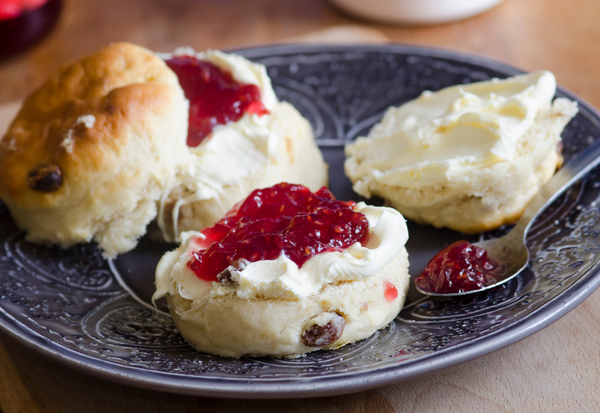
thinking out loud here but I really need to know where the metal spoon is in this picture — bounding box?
[416,141,600,297]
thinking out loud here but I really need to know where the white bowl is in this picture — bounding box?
[329,0,505,25]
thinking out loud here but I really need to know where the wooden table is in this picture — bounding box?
[2,0,600,411]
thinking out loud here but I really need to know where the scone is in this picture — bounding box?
[153,183,409,358]
[156,49,328,241]
[0,42,190,258]
[345,71,578,234]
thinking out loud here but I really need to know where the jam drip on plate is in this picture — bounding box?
[415,240,504,294]
[165,55,269,147]
[188,183,369,282]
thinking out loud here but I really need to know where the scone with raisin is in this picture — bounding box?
[153,183,409,358]
[345,71,578,234]
[0,42,190,258]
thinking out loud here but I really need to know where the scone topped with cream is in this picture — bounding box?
[0,42,190,258]
[157,49,328,241]
[153,183,409,358]
[345,71,578,234]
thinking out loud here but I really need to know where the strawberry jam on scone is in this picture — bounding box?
[154,183,410,358]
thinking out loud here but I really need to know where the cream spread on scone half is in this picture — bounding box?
[157,49,329,242]
[153,183,409,358]
[344,71,578,234]
[0,42,190,258]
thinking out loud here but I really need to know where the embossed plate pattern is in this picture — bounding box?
[1,45,600,399]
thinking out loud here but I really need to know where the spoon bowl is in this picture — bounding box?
[416,141,600,297]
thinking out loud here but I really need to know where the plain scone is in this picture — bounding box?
[162,249,409,358]
[0,42,190,257]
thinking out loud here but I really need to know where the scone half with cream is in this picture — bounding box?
[345,71,578,234]
[153,183,409,358]
[157,50,328,242]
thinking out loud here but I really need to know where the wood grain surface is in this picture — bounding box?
[1,0,600,411]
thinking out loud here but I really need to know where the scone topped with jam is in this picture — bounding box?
[153,183,409,358]
[157,49,328,242]
[345,71,578,234]
[0,42,190,258]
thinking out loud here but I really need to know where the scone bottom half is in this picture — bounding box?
[153,183,410,358]
[344,71,579,234]
[0,42,190,258]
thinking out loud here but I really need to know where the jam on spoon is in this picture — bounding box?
[415,240,504,295]
[165,55,269,147]
[187,183,369,282]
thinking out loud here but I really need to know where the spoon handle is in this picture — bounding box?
[514,141,600,238]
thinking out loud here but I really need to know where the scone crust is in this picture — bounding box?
[0,42,190,256]
[166,249,409,358]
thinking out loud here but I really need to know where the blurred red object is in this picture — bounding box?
[0,0,61,59]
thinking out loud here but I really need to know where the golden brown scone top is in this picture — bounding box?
[0,42,181,209]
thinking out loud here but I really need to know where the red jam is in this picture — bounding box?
[415,241,504,294]
[383,281,398,301]
[165,55,269,147]
[187,183,370,282]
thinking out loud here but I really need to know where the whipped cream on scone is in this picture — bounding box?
[345,71,578,234]
[157,50,328,241]
[153,183,409,358]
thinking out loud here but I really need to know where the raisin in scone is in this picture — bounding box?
[0,42,190,258]
[153,183,409,358]
[345,71,578,234]
[156,50,328,242]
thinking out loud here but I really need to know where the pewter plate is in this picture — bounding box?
[2,44,600,399]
